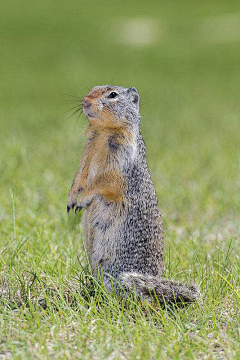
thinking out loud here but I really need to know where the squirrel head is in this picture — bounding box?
[82,85,140,128]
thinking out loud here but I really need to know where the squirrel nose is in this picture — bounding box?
[82,98,92,109]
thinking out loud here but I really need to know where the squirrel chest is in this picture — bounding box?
[83,131,128,273]
[86,134,108,186]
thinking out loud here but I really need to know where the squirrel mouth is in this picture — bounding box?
[83,108,99,119]
[86,112,97,119]
[82,104,95,118]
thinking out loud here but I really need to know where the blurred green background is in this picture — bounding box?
[0,0,240,358]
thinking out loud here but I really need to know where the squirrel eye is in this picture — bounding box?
[108,92,118,99]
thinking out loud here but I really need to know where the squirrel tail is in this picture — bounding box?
[119,273,198,305]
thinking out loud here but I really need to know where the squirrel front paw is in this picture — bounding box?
[67,187,82,213]
[74,194,95,214]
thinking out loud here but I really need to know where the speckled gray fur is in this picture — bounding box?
[109,131,163,275]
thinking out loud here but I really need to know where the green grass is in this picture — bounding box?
[0,0,240,359]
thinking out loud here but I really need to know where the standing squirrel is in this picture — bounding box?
[67,85,198,304]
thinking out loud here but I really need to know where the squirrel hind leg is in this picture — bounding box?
[119,273,199,306]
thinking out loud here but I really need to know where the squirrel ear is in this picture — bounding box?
[127,87,139,105]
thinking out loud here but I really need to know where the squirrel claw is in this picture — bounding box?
[67,202,76,214]
[75,205,83,214]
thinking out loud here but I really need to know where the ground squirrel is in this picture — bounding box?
[67,85,198,304]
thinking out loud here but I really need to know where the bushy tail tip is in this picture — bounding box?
[119,272,198,305]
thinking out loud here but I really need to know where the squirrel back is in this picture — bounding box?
[67,85,198,304]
